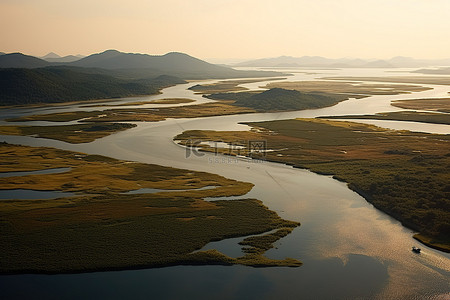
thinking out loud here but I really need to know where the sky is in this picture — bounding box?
[1,0,450,62]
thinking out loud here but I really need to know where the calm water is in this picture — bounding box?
[0,167,71,178]
[0,68,449,299]
[0,189,74,200]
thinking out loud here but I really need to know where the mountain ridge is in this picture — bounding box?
[41,52,84,63]
[0,53,51,68]
[0,50,283,79]
[0,67,185,105]
[234,55,450,68]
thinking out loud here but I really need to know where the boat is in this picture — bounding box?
[412,246,421,253]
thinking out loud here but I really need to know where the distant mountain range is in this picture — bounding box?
[0,50,282,79]
[234,56,450,68]
[40,52,85,63]
[0,53,51,68]
[0,50,283,105]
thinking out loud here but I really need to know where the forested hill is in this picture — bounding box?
[0,68,185,106]
[208,88,348,111]
[0,50,283,79]
[0,50,286,106]
[0,53,51,68]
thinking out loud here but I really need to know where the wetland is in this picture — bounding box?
[1,67,449,299]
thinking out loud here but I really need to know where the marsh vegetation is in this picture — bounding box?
[188,78,286,94]
[322,76,450,86]
[206,88,349,112]
[0,123,136,143]
[0,143,301,273]
[7,102,255,124]
[264,80,430,96]
[391,98,450,113]
[321,111,450,125]
[175,119,450,251]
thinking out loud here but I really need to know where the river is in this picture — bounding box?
[0,68,449,299]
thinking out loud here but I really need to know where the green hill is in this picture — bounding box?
[0,68,185,106]
[0,53,50,68]
[208,88,348,111]
[68,50,283,79]
[0,50,283,80]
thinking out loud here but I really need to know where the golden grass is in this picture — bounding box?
[175,119,450,251]
[321,111,450,125]
[87,102,255,122]
[189,78,286,94]
[0,144,253,196]
[0,123,136,144]
[392,98,450,113]
[82,98,196,108]
[265,80,430,96]
[9,102,255,124]
[7,111,101,122]
[322,76,450,86]
[0,143,301,273]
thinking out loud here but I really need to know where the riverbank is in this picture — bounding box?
[391,98,450,113]
[175,118,450,252]
[0,123,136,143]
[0,143,301,274]
[320,111,450,125]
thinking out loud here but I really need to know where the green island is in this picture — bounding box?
[175,119,450,252]
[0,143,301,274]
[188,78,286,94]
[206,88,349,111]
[391,98,450,113]
[0,123,136,143]
[5,102,255,123]
[319,111,450,125]
[82,98,196,108]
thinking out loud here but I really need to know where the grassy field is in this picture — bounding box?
[0,143,301,273]
[0,123,136,143]
[7,102,255,123]
[81,98,196,108]
[188,78,286,94]
[264,80,430,96]
[322,76,450,86]
[320,111,450,125]
[175,119,450,252]
[391,98,450,113]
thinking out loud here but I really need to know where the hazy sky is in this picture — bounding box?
[1,0,450,61]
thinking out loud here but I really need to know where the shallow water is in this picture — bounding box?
[0,67,449,299]
[0,189,75,200]
[0,167,71,178]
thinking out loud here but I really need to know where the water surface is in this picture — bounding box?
[0,67,449,299]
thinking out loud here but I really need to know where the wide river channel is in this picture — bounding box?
[0,68,449,299]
